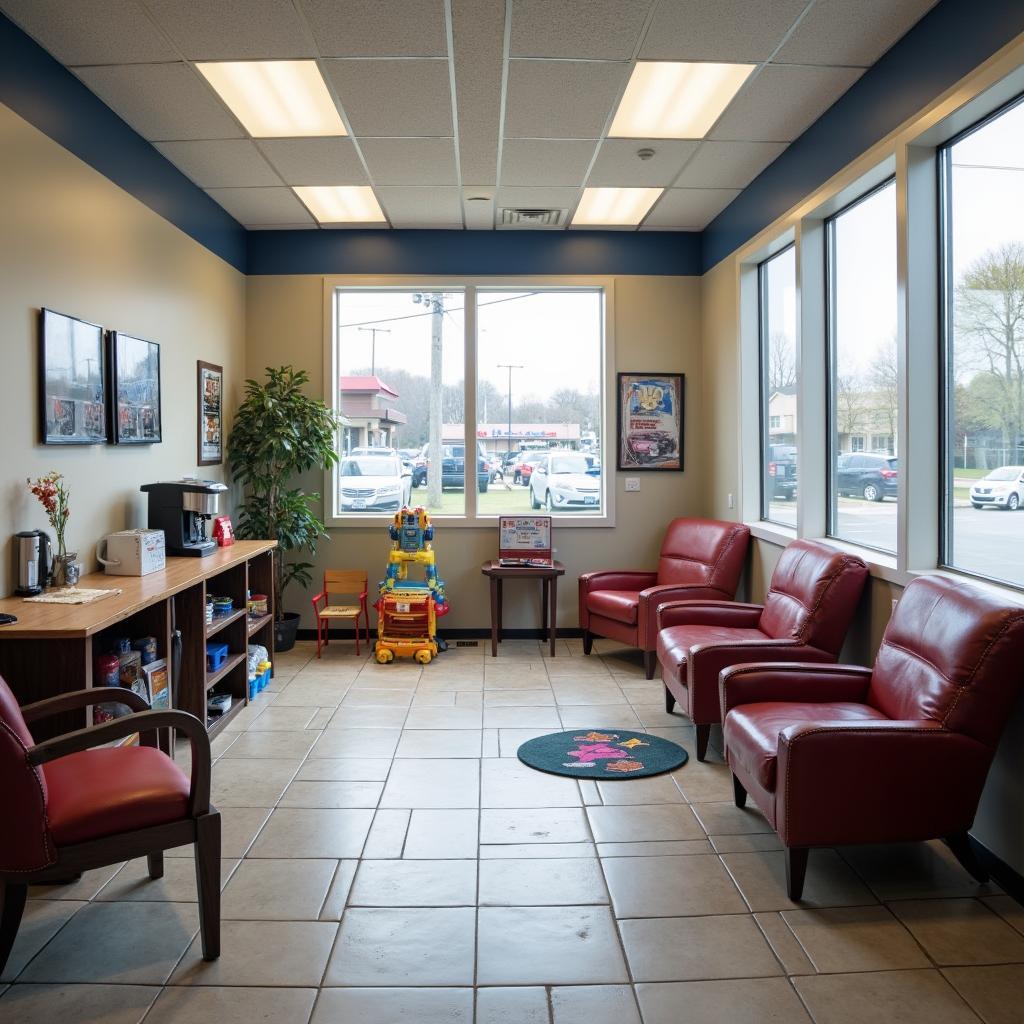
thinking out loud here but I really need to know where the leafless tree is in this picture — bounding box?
[768,332,797,393]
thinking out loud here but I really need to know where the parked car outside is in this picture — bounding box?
[339,455,412,511]
[766,444,797,500]
[412,442,490,492]
[529,452,601,511]
[513,453,545,485]
[350,446,397,457]
[836,452,898,502]
[970,465,1024,510]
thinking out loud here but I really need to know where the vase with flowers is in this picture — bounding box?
[27,471,77,587]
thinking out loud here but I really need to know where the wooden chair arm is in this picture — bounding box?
[21,686,150,723]
[312,591,327,610]
[27,709,212,817]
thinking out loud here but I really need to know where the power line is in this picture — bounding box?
[336,291,539,330]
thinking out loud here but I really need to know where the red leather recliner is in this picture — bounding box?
[721,575,1024,900]
[578,518,750,678]
[0,676,221,973]
[658,539,868,760]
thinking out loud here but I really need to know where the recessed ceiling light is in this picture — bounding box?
[294,185,386,224]
[609,61,754,139]
[197,60,346,137]
[572,187,662,226]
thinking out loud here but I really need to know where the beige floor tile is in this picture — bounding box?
[279,779,383,808]
[29,864,122,899]
[586,803,704,843]
[839,841,1000,901]
[362,809,411,858]
[630,706,695,729]
[891,898,1024,965]
[689,801,772,835]
[319,860,358,920]
[455,691,484,707]
[709,832,783,854]
[480,807,592,845]
[341,688,414,708]
[294,757,392,781]
[349,859,477,906]
[596,776,685,805]
[480,842,597,859]
[350,673,420,691]
[20,902,199,985]
[167,806,272,859]
[782,905,931,973]
[754,912,817,975]
[550,984,642,1024]
[307,708,334,729]
[312,987,473,1024]
[943,963,1024,1024]
[672,761,736,803]
[171,920,337,987]
[484,706,562,728]
[325,907,476,985]
[477,906,628,985]
[395,729,483,758]
[268,682,350,708]
[0,983,158,1024]
[1,900,85,982]
[96,858,236,902]
[222,703,266,731]
[411,690,458,706]
[620,914,783,982]
[638,978,811,1024]
[145,986,317,1024]
[498,727,561,755]
[210,758,301,807]
[380,758,480,808]
[603,854,747,918]
[209,731,239,757]
[310,728,401,758]
[721,849,878,911]
[476,987,549,1023]
[404,809,479,859]
[326,706,408,728]
[484,673,555,690]
[219,730,320,760]
[245,706,319,730]
[482,728,501,757]
[403,707,484,729]
[793,969,980,1024]
[479,858,609,906]
[484,688,555,706]
[221,859,337,919]
[481,758,582,808]
[983,894,1024,937]
[248,808,374,858]
[557,706,644,728]
[597,840,713,857]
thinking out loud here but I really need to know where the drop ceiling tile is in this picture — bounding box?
[0,0,176,65]
[774,0,939,67]
[206,186,315,226]
[675,140,788,188]
[154,140,281,188]
[641,187,741,229]
[360,138,458,185]
[497,186,580,210]
[639,0,807,62]
[74,63,244,141]
[588,139,699,187]
[500,140,597,186]
[504,60,630,140]
[452,0,505,182]
[463,187,496,229]
[302,0,448,57]
[376,186,463,227]
[325,59,453,137]
[510,0,653,60]
[258,138,368,186]
[144,0,313,60]
[709,65,864,142]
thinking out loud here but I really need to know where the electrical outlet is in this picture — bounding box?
[625,477,640,492]
[728,493,735,509]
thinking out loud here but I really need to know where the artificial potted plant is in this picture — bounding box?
[228,366,339,651]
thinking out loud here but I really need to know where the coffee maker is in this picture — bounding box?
[141,480,228,557]
[15,530,51,595]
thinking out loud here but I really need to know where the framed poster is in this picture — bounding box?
[39,308,107,444]
[109,331,161,444]
[617,372,684,471]
[197,360,223,466]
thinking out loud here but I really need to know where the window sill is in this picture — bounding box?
[324,513,615,530]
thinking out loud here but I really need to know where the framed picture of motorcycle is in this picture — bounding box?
[617,372,684,471]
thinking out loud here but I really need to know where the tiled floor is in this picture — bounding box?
[3,637,1024,1023]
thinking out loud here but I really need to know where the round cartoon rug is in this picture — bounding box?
[517,729,688,779]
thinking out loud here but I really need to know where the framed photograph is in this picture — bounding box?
[617,372,685,472]
[39,308,107,444]
[197,361,224,466]
[142,658,169,710]
[109,331,161,444]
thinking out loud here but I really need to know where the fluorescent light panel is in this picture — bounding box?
[294,186,385,224]
[609,61,754,139]
[197,60,346,137]
[572,187,662,226]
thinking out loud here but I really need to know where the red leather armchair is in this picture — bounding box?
[721,575,1024,900]
[578,518,750,678]
[0,676,221,973]
[658,539,868,760]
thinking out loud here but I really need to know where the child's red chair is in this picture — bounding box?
[312,570,370,657]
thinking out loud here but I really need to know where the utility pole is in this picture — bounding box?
[498,363,523,458]
[358,326,390,376]
[415,293,446,508]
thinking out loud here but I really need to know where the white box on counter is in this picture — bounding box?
[96,529,166,576]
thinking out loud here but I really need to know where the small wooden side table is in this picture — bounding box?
[481,560,566,657]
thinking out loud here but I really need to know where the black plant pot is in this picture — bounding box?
[274,612,301,652]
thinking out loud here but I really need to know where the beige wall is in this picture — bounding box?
[0,104,246,595]
[245,274,703,630]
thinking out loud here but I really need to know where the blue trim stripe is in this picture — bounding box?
[0,13,247,272]
[701,0,1024,272]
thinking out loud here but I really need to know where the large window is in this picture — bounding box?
[758,246,798,526]
[331,285,607,521]
[942,96,1024,587]
[827,181,898,553]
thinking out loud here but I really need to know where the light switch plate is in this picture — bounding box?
[625,477,640,492]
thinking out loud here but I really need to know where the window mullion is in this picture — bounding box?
[464,284,478,521]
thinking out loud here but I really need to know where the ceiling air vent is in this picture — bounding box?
[499,207,566,227]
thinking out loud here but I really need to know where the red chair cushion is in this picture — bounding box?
[726,701,889,791]
[44,747,190,846]
[586,590,640,627]
[657,624,769,677]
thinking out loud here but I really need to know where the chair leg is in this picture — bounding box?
[946,832,990,884]
[147,851,164,880]
[664,686,675,713]
[786,847,809,900]
[0,883,28,977]
[643,650,657,680]
[582,630,593,655]
[315,616,323,659]
[194,811,222,961]
[733,774,747,809]
[695,723,710,762]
